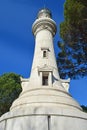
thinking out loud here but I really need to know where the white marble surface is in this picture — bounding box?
[0,112,87,130]
[6,116,48,130]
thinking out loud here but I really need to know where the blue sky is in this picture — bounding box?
[0,0,87,106]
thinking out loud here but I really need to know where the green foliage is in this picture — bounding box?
[81,105,87,113]
[0,73,22,116]
[57,0,87,79]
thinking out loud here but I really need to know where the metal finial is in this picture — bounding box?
[43,0,46,9]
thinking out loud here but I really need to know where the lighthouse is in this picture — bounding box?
[0,8,87,130]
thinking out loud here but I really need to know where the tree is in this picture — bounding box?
[81,105,87,113]
[0,73,22,116]
[57,0,87,79]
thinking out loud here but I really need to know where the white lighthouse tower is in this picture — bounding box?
[0,8,87,130]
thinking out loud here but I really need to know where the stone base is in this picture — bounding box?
[0,107,87,130]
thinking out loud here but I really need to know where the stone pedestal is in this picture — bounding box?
[0,106,87,130]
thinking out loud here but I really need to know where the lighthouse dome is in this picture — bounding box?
[37,8,52,18]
